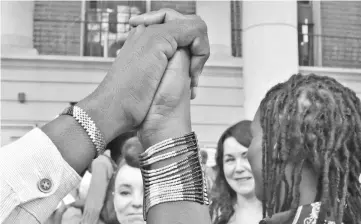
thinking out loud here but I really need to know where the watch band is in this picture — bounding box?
[60,105,106,157]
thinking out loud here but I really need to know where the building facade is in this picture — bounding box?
[1,0,361,147]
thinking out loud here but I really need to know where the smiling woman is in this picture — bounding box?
[100,136,144,224]
[209,120,262,224]
[113,161,144,224]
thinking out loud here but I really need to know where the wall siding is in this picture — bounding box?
[3,57,361,147]
[1,57,243,147]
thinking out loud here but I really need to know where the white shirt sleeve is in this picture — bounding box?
[0,128,82,224]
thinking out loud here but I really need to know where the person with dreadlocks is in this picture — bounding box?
[247,73,361,224]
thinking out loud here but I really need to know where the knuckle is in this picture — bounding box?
[198,19,208,33]
[160,8,182,18]
[189,14,202,23]
[205,52,210,60]
[160,8,176,13]
[149,30,176,54]
[136,24,145,31]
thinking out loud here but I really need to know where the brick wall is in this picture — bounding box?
[34,1,82,56]
[33,1,196,56]
[151,1,196,14]
[320,1,361,68]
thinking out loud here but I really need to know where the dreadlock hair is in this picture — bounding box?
[259,73,361,224]
[209,120,253,224]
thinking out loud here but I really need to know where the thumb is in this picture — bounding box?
[151,48,191,112]
[166,48,191,79]
[157,48,191,100]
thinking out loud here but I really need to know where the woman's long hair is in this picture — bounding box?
[209,120,253,224]
[259,74,361,224]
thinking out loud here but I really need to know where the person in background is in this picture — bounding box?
[80,150,116,224]
[201,148,217,193]
[107,131,138,165]
[58,189,84,224]
[46,132,142,224]
[100,136,144,224]
[44,202,70,224]
[210,120,262,224]
[81,132,143,224]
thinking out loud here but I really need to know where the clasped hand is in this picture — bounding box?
[77,9,210,147]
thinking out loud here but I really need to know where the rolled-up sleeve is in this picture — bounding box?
[0,128,81,223]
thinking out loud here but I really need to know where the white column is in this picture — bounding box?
[1,0,38,55]
[196,0,232,60]
[242,1,299,119]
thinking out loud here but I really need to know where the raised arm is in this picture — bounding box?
[131,10,211,224]
[0,9,209,223]
[80,154,114,224]
[138,48,212,224]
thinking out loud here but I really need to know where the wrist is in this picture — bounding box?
[77,92,131,144]
[41,115,95,174]
[139,119,191,149]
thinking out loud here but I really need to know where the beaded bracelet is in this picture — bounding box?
[140,132,209,220]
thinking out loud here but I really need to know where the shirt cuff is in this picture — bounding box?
[0,128,81,222]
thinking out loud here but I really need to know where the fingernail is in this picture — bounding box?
[191,87,197,99]
[197,68,203,77]
[129,16,138,23]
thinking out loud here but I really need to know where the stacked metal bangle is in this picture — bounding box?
[139,131,209,220]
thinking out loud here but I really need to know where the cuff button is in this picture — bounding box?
[38,178,53,193]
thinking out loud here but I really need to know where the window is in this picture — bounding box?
[83,1,146,57]
[231,0,242,57]
[33,1,197,57]
[298,1,314,66]
[299,1,311,5]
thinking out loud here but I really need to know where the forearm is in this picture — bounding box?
[83,166,110,213]
[82,187,108,224]
[41,115,96,174]
[142,124,212,224]
[41,98,128,175]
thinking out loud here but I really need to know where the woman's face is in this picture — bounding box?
[113,164,144,224]
[223,136,255,196]
[247,109,264,200]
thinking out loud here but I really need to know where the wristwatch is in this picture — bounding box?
[60,105,106,157]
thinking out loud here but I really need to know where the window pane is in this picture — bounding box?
[297,2,314,66]
[150,1,196,14]
[83,1,146,57]
[231,0,242,57]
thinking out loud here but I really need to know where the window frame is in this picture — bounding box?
[80,0,151,58]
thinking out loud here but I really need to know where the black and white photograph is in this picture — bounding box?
[1,0,361,224]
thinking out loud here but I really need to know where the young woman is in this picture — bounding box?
[246,74,361,224]
[210,120,262,224]
[100,135,145,224]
